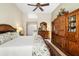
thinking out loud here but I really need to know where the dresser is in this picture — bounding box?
[51,9,79,55]
[38,31,49,39]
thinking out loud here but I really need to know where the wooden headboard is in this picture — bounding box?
[0,24,16,33]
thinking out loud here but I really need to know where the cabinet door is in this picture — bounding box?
[67,33,76,42]
[66,13,77,42]
[68,41,79,55]
[65,9,79,56]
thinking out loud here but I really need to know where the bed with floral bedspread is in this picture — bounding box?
[0,33,50,56]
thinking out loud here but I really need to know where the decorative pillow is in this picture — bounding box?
[0,36,4,44]
[10,32,19,40]
[0,32,19,45]
[0,33,11,44]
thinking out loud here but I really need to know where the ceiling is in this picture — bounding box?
[16,3,60,14]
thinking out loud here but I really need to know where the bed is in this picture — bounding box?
[0,24,50,56]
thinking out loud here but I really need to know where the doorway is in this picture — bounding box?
[26,22,38,36]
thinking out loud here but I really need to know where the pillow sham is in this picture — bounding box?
[10,32,19,40]
[0,32,11,44]
[0,32,19,45]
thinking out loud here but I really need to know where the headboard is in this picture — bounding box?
[0,24,16,33]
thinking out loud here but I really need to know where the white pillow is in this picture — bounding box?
[0,32,19,45]
[10,32,19,40]
[0,33,11,45]
[0,36,4,44]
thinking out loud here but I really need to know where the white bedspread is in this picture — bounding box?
[0,36,50,56]
[0,36,33,56]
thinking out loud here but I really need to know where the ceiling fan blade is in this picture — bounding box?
[41,3,49,6]
[27,4,36,6]
[33,7,38,11]
[39,7,44,11]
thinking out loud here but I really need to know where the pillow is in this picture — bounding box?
[0,32,19,45]
[10,32,19,40]
[0,36,4,44]
[0,32,11,44]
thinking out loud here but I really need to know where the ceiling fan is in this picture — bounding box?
[27,3,49,11]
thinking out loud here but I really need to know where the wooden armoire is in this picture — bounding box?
[51,9,79,55]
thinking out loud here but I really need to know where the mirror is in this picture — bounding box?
[38,22,47,31]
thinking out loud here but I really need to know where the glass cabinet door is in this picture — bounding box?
[68,15,76,32]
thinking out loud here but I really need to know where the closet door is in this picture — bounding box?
[27,22,38,36]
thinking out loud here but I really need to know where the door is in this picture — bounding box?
[27,22,38,36]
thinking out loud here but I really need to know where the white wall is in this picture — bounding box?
[0,3,23,29]
[22,14,28,35]
[0,3,51,36]
[51,3,79,21]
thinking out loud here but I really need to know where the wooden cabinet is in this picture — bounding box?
[52,9,79,55]
[66,9,79,55]
[51,13,68,50]
[38,31,49,39]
